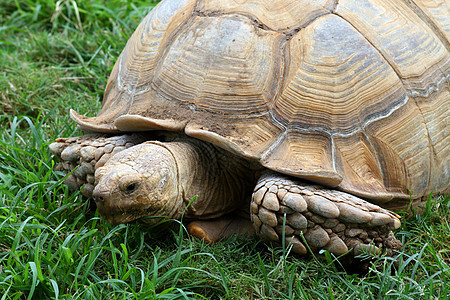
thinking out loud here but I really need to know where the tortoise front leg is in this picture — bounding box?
[251,172,402,257]
[49,134,149,197]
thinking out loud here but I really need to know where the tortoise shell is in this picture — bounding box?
[71,0,449,203]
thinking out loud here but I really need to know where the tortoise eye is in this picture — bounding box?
[124,182,137,193]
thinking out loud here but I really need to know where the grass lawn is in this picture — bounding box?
[0,1,449,299]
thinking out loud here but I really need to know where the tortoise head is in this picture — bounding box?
[92,142,182,225]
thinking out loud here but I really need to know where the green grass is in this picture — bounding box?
[0,1,449,299]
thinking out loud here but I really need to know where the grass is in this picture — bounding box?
[0,0,449,298]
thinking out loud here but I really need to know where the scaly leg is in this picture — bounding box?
[251,172,402,257]
[49,134,150,197]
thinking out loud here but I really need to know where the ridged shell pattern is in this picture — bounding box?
[71,0,449,202]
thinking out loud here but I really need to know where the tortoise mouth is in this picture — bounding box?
[94,199,149,225]
[96,206,142,225]
[95,201,168,226]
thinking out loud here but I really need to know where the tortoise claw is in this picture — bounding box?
[50,134,147,197]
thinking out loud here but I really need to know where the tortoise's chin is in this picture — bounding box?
[96,204,168,226]
[136,215,170,226]
[94,200,148,225]
[97,208,144,225]
[102,213,169,226]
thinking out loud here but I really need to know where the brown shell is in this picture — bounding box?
[71,0,450,203]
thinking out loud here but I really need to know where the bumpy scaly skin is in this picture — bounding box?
[92,141,184,225]
[49,134,151,197]
[50,134,255,226]
[251,172,402,257]
[51,134,403,258]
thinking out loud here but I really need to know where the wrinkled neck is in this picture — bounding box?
[159,138,257,220]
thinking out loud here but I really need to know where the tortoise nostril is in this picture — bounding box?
[93,190,105,203]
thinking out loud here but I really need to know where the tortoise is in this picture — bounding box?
[50,0,449,258]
